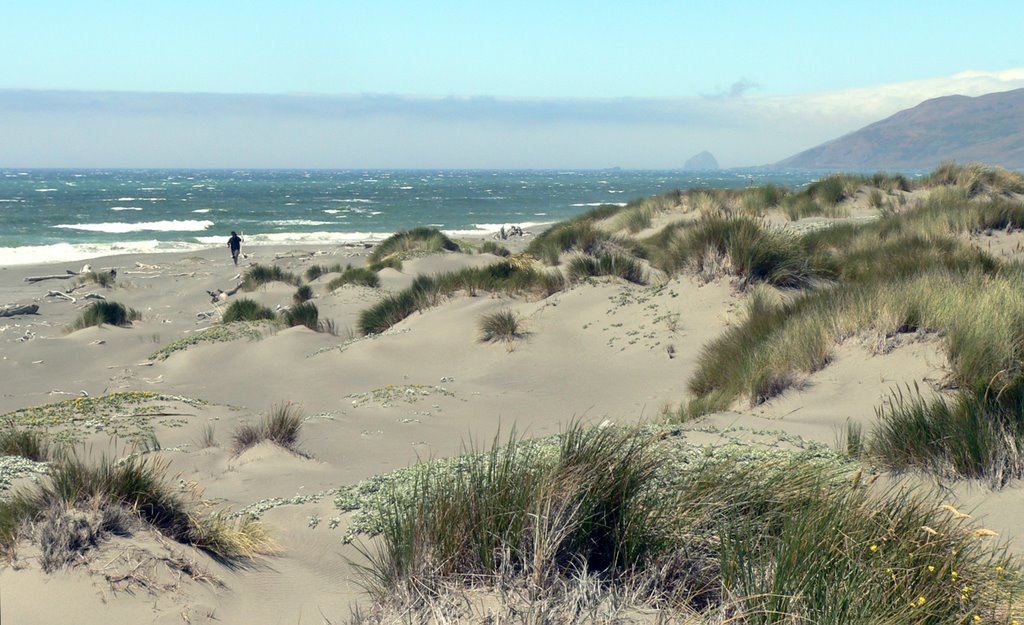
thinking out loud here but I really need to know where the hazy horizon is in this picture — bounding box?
[3,1,1022,169]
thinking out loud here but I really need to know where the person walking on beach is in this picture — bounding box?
[228,231,243,265]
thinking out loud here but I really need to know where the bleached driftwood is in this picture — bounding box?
[206,281,244,303]
[46,290,76,303]
[0,304,39,317]
[83,293,107,301]
[24,270,78,283]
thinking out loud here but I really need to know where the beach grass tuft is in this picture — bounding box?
[232,403,304,455]
[566,252,646,284]
[478,309,523,342]
[368,227,460,270]
[241,264,301,290]
[327,266,380,290]
[221,298,276,323]
[292,284,313,305]
[68,301,140,331]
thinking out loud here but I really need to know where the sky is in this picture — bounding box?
[2,0,1023,168]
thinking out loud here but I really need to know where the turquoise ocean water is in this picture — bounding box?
[1,169,829,266]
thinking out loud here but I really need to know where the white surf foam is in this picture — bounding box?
[570,202,628,207]
[110,206,144,211]
[53,219,214,233]
[0,240,207,266]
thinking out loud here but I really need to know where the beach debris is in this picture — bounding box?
[206,281,243,303]
[45,290,76,302]
[0,303,40,317]
[23,269,79,283]
[17,331,36,342]
[83,293,107,301]
[196,310,216,320]
[90,340,105,345]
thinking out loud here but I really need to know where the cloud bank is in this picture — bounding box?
[2,70,1023,169]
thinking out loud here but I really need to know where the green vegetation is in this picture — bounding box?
[232,403,304,455]
[240,264,301,290]
[566,252,646,284]
[0,453,273,566]
[0,427,52,462]
[327,266,380,290]
[478,241,511,257]
[926,161,1024,197]
[68,301,140,331]
[222,298,276,323]
[478,309,523,342]
[150,321,272,361]
[368,227,460,270]
[357,261,564,335]
[293,284,313,304]
[305,263,343,282]
[281,301,334,333]
[349,425,1022,622]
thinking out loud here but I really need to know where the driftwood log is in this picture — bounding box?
[0,304,39,317]
[206,281,244,303]
[24,270,78,283]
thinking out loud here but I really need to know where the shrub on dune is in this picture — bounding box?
[478,241,511,257]
[327,266,380,290]
[566,252,646,284]
[280,301,324,332]
[241,264,301,291]
[293,284,314,304]
[69,301,140,331]
[478,309,523,342]
[355,426,1022,622]
[0,427,52,462]
[304,263,343,282]
[368,227,460,270]
[221,298,276,323]
[232,403,304,455]
[0,454,273,566]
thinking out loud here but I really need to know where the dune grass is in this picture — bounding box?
[478,241,511,257]
[351,425,1022,622]
[68,301,140,331]
[0,453,273,566]
[305,263,344,282]
[327,266,380,290]
[280,301,334,333]
[292,284,313,304]
[646,215,822,288]
[240,264,301,291]
[478,309,523,343]
[357,261,564,335]
[926,161,1024,197]
[75,269,116,288]
[566,252,646,284]
[0,427,52,462]
[221,298,276,323]
[367,227,460,270]
[232,403,304,455]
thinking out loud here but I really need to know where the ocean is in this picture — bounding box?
[1,169,828,266]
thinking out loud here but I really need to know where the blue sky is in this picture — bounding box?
[2,1,1023,167]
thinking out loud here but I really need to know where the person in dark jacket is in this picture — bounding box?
[228,231,243,265]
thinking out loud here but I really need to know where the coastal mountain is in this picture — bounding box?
[683,150,719,170]
[774,87,1024,170]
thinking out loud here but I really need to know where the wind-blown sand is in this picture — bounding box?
[1,227,1022,624]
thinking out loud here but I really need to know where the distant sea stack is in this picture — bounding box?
[683,150,720,170]
[774,87,1024,170]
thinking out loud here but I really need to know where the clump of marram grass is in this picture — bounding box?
[566,252,646,284]
[0,426,52,462]
[280,301,334,333]
[221,298,276,323]
[305,263,343,282]
[232,403,304,455]
[350,425,1023,623]
[0,454,273,566]
[327,266,380,290]
[478,309,523,343]
[357,261,564,335]
[926,161,1024,197]
[478,241,511,257]
[240,264,301,290]
[292,284,313,304]
[68,301,140,331]
[647,215,821,288]
[367,227,460,270]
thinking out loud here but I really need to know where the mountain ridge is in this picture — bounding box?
[774,88,1024,170]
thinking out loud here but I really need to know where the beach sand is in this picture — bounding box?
[1,226,1022,624]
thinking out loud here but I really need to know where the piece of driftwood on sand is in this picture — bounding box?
[206,282,244,303]
[0,304,40,317]
[23,270,78,283]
